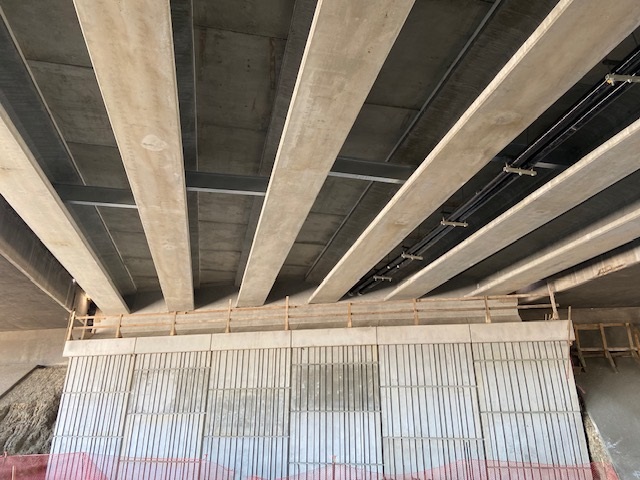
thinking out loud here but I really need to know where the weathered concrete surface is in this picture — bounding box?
[74,0,193,311]
[469,199,640,296]
[309,0,640,304]
[521,239,640,302]
[236,0,415,307]
[0,328,67,396]
[0,103,128,314]
[576,358,640,480]
[387,118,640,300]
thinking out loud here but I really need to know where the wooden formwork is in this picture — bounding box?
[573,322,640,372]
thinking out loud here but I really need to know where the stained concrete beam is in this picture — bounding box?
[386,118,640,300]
[468,200,640,297]
[235,0,415,307]
[309,0,640,304]
[520,239,640,301]
[74,0,194,311]
[0,103,128,314]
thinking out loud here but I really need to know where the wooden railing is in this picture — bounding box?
[66,294,562,341]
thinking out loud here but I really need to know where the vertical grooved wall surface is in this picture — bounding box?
[51,325,589,479]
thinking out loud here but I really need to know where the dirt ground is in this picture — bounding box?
[0,366,66,454]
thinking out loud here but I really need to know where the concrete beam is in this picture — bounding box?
[0,104,128,314]
[73,0,194,311]
[309,0,640,304]
[468,199,640,296]
[235,0,415,307]
[0,198,75,311]
[520,239,640,300]
[386,118,640,300]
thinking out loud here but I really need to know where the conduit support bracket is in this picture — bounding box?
[373,275,393,282]
[605,73,640,85]
[401,252,423,261]
[503,164,538,176]
[441,218,469,228]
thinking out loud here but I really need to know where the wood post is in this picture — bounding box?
[547,282,559,320]
[66,310,76,341]
[483,296,491,323]
[284,296,289,331]
[225,299,232,334]
[170,311,177,336]
[115,314,123,338]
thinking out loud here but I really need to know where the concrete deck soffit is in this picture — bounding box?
[468,199,640,297]
[73,0,194,311]
[386,118,640,300]
[235,0,415,307]
[309,0,640,304]
[0,103,128,315]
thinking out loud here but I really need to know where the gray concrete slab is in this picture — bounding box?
[237,0,415,307]
[338,104,417,161]
[367,0,492,110]
[74,0,194,311]
[197,123,266,175]
[387,118,640,300]
[198,193,254,225]
[199,221,247,251]
[193,0,295,39]
[0,0,91,67]
[195,27,286,131]
[284,243,326,268]
[309,0,640,305]
[200,250,241,273]
[295,212,345,247]
[67,143,129,189]
[576,358,640,480]
[200,270,237,286]
[27,61,116,147]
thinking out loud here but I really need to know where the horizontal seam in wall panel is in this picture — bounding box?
[209,387,290,391]
[480,410,582,414]
[292,362,379,366]
[62,390,129,395]
[126,412,207,416]
[383,436,484,441]
[473,358,565,362]
[203,435,289,439]
[380,385,477,389]
[291,410,382,413]
[290,462,384,466]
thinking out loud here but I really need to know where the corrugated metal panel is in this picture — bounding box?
[202,348,290,480]
[289,345,382,478]
[118,351,210,479]
[49,355,133,478]
[473,341,590,477]
[379,343,484,477]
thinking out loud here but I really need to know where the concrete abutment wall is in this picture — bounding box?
[50,322,590,479]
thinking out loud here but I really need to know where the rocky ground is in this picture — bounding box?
[0,366,66,454]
